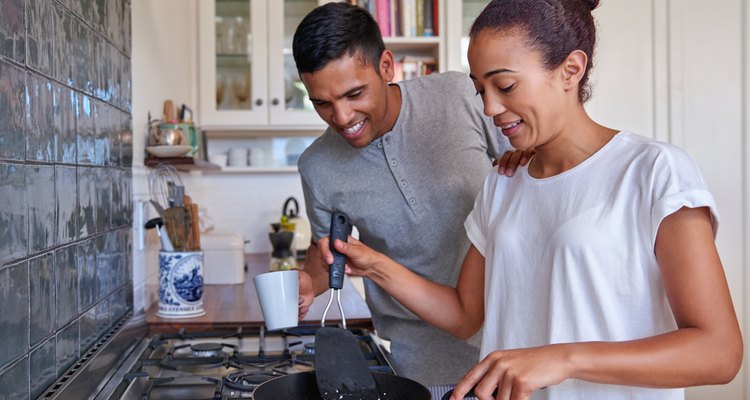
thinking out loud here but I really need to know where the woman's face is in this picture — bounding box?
[468,29,568,151]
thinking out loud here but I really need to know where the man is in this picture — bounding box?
[292,2,521,386]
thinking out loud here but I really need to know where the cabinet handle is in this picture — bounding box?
[255,99,263,106]
[272,98,280,106]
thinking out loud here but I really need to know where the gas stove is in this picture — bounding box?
[39,313,397,400]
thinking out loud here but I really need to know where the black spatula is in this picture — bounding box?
[314,212,379,400]
[314,327,379,399]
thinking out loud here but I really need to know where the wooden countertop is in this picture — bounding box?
[145,254,372,333]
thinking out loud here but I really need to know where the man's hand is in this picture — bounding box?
[298,269,315,320]
[297,242,333,321]
[495,149,534,176]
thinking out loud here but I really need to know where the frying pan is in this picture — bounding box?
[252,371,431,400]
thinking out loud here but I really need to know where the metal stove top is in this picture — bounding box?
[114,326,395,400]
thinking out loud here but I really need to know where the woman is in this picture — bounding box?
[319,0,742,398]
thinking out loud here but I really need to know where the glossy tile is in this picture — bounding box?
[0,262,29,369]
[71,18,91,94]
[95,297,109,337]
[55,165,78,244]
[122,1,131,56]
[107,44,120,112]
[0,60,26,161]
[55,320,79,376]
[54,83,76,164]
[92,0,106,39]
[105,0,122,51]
[52,3,74,86]
[0,163,27,264]
[0,0,25,63]
[122,53,131,112]
[76,93,95,165]
[93,37,108,102]
[79,305,97,354]
[95,235,109,302]
[29,253,56,346]
[109,111,121,167]
[110,169,123,227]
[94,101,111,166]
[77,239,96,311]
[27,165,56,253]
[26,74,56,163]
[95,168,110,232]
[55,246,79,328]
[30,338,56,399]
[77,167,95,238]
[0,356,29,400]
[27,0,54,76]
[121,114,132,167]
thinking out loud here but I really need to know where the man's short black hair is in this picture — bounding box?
[292,2,385,75]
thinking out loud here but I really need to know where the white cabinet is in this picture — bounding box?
[198,0,325,130]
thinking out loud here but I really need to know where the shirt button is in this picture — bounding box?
[408,198,416,205]
[390,160,398,166]
[400,181,408,188]
[377,142,383,148]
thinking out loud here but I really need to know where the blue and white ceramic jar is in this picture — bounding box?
[157,251,206,318]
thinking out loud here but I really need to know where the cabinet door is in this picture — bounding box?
[199,0,269,128]
[445,0,488,72]
[267,0,326,127]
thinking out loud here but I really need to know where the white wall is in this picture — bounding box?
[130,0,199,313]
[589,2,746,398]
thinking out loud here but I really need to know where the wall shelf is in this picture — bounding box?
[145,157,221,172]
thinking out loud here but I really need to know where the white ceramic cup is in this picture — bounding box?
[253,270,299,330]
[228,148,248,167]
[208,153,228,167]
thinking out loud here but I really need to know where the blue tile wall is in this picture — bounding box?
[0,60,26,161]
[29,253,55,346]
[0,261,29,368]
[0,357,29,400]
[29,338,55,399]
[0,1,132,396]
[0,0,25,64]
[27,165,56,253]
[27,74,56,163]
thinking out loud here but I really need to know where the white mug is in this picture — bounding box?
[228,148,248,167]
[253,270,299,330]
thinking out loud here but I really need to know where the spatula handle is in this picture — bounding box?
[328,212,351,290]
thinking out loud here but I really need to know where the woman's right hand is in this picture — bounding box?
[317,235,388,279]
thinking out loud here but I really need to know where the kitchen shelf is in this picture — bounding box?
[205,166,299,174]
[145,157,221,172]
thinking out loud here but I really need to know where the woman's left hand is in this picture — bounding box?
[451,345,572,400]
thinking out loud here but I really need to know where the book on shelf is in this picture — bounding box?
[392,55,437,82]
[349,0,437,38]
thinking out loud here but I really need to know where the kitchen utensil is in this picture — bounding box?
[252,371,431,400]
[162,186,192,251]
[163,99,176,122]
[268,230,296,271]
[319,211,351,327]
[440,387,498,400]
[148,163,184,213]
[313,212,379,399]
[157,250,205,318]
[314,327,379,399]
[252,270,299,331]
[144,217,174,251]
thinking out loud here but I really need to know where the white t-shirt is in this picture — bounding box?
[464,132,719,400]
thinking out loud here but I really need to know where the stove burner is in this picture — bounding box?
[223,370,281,392]
[303,343,315,355]
[191,342,225,357]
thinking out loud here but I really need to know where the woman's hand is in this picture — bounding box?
[451,345,572,400]
[317,235,387,279]
[495,149,534,176]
